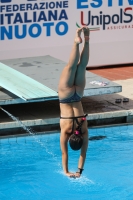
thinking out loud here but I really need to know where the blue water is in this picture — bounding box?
[0,125,133,200]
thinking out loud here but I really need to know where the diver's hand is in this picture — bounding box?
[65,172,76,178]
[74,172,81,178]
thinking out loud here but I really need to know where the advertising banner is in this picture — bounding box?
[0,0,133,66]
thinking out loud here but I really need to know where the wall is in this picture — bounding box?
[0,0,133,66]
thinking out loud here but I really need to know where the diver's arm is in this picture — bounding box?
[60,132,75,177]
[76,131,88,177]
[60,133,68,173]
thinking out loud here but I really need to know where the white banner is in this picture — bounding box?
[0,0,133,66]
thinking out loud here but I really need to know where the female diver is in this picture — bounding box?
[58,27,90,178]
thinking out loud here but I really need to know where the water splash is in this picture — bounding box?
[0,107,61,168]
[1,107,35,136]
[70,175,95,185]
[57,170,95,186]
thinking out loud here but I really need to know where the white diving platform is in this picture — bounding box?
[0,55,122,105]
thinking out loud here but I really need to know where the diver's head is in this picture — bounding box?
[69,130,83,151]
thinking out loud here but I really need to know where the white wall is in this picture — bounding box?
[0,0,133,66]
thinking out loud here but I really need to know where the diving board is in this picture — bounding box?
[0,62,57,101]
[0,55,122,105]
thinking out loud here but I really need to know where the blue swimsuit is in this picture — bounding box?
[59,92,81,103]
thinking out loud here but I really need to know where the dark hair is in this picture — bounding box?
[69,133,83,151]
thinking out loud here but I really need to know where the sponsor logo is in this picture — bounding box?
[0,0,69,40]
[76,0,133,31]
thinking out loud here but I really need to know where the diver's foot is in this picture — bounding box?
[74,28,83,44]
[83,27,90,42]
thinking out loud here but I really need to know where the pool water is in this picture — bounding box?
[0,125,133,200]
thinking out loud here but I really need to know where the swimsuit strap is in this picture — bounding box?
[72,118,75,135]
[60,114,87,134]
[75,115,87,131]
[76,119,84,131]
[60,114,87,120]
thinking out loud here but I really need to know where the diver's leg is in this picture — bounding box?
[58,28,83,99]
[74,27,90,96]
